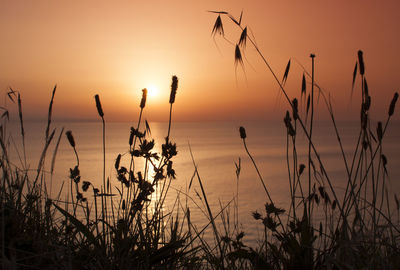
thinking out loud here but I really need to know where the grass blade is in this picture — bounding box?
[53,203,99,246]
[282,59,291,85]
[352,62,358,92]
[46,85,57,141]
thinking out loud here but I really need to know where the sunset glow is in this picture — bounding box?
[2,2,400,267]
[147,85,160,99]
[0,0,399,122]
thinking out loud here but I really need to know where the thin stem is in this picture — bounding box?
[230,18,347,223]
[242,138,285,232]
[308,54,315,221]
[167,103,173,139]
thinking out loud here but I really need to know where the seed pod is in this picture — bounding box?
[94,94,104,117]
[381,154,387,166]
[389,92,399,116]
[377,121,383,142]
[140,88,147,109]
[284,111,291,128]
[122,199,126,210]
[358,50,365,75]
[211,15,224,37]
[82,181,91,192]
[66,130,75,148]
[115,154,121,170]
[252,211,261,220]
[170,76,178,104]
[332,200,337,210]
[301,73,306,97]
[238,27,247,47]
[299,164,306,175]
[234,44,243,67]
[239,126,246,139]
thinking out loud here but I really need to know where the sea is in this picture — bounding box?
[6,119,400,245]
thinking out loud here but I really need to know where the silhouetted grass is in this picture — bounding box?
[209,10,400,269]
[1,14,400,269]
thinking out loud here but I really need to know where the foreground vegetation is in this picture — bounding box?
[1,11,400,269]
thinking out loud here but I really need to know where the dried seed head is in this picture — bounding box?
[299,164,306,175]
[66,130,75,148]
[282,59,291,85]
[389,92,399,116]
[122,199,126,210]
[238,27,247,48]
[332,200,337,210]
[239,126,246,139]
[284,111,291,128]
[82,181,91,192]
[377,121,383,141]
[211,15,224,36]
[381,154,387,166]
[94,94,104,117]
[301,73,306,97]
[170,76,178,104]
[140,88,147,109]
[234,44,243,67]
[252,211,262,220]
[115,154,121,170]
[358,50,365,75]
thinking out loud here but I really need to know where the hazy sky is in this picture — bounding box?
[1,0,399,122]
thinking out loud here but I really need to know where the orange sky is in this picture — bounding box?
[1,0,400,122]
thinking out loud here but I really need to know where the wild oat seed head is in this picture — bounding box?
[235,44,243,67]
[140,88,147,108]
[211,15,224,37]
[170,76,178,104]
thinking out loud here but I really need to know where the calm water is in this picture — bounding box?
[7,119,400,244]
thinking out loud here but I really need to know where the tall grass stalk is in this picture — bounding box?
[188,143,224,268]
[308,54,315,222]
[210,10,400,268]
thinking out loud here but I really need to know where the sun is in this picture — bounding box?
[147,84,160,99]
